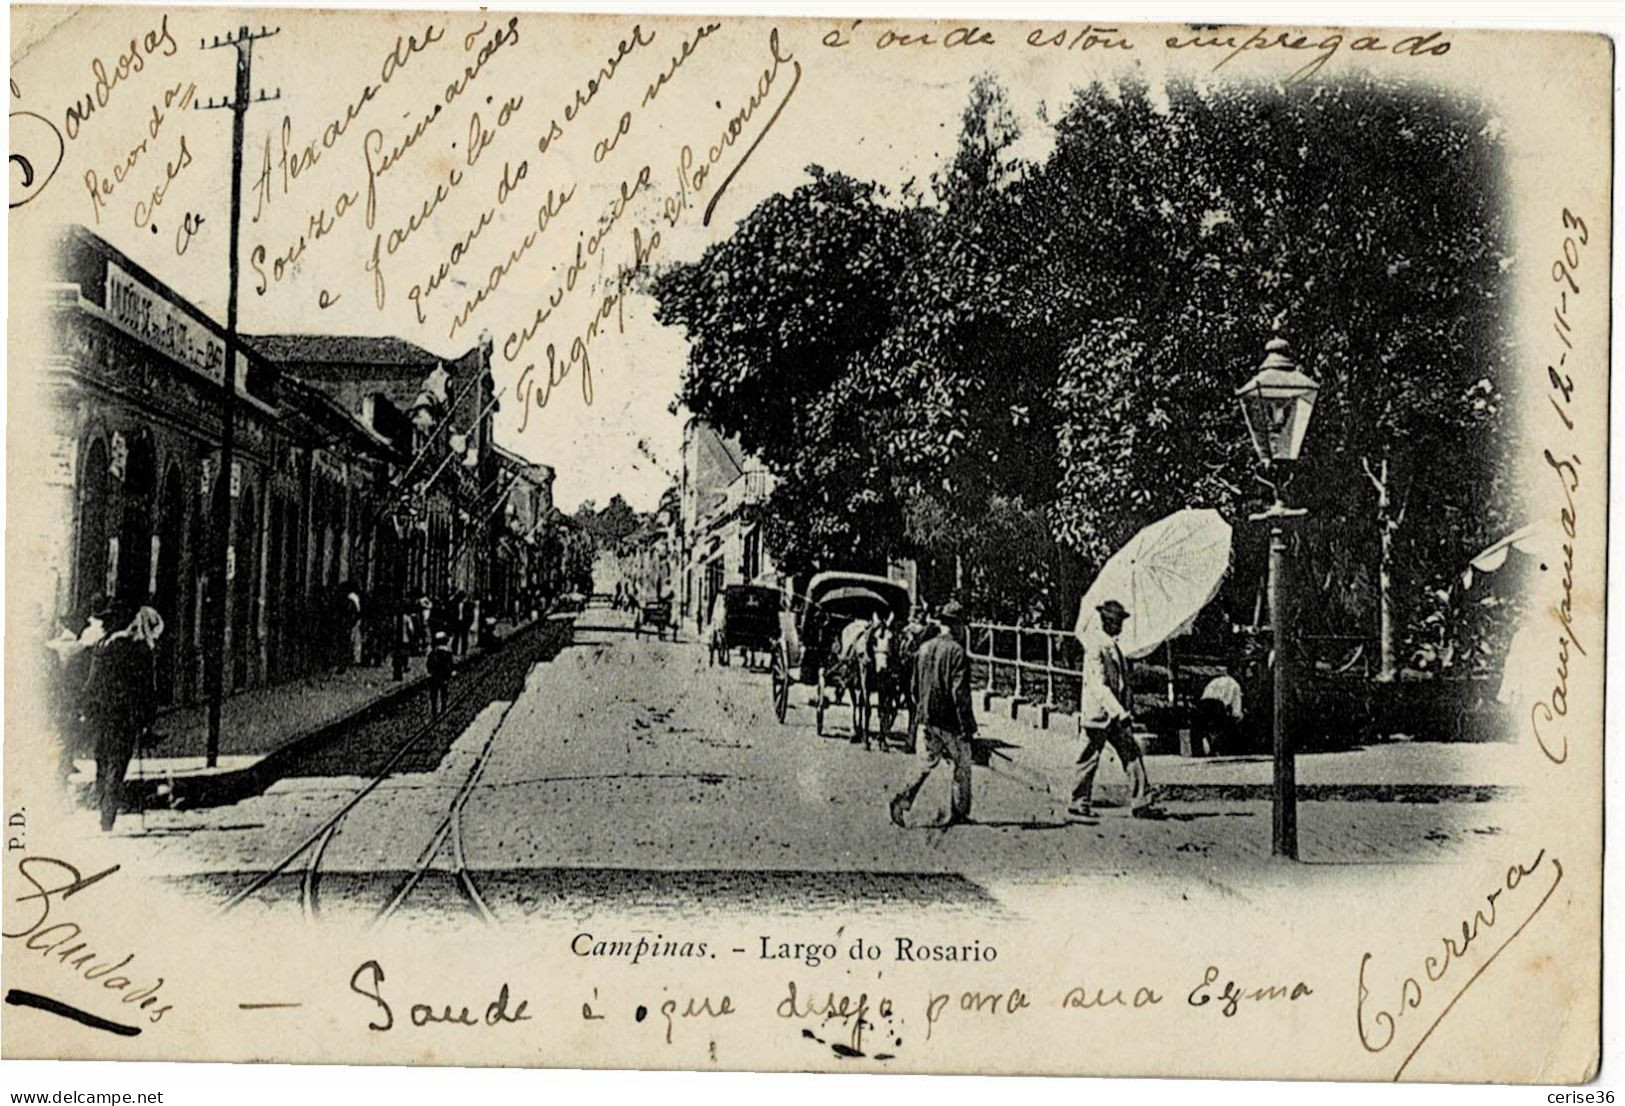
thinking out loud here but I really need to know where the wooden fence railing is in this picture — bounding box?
[964,622,1089,716]
[965,621,1380,720]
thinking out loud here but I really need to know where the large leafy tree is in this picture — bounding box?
[846,77,1075,617]
[575,494,642,545]
[656,72,1515,668]
[652,167,923,577]
[1040,75,1513,670]
[881,87,1062,517]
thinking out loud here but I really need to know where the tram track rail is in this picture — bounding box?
[217,619,565,920]
[369,692,520,926]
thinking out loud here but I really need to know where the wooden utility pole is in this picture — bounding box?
[198,25,279,766]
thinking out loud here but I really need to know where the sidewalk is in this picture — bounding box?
[969,690,1518,803]
[71,615,550,807]
[153,659,431,760]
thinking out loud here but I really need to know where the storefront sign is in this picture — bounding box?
[313,449,348,485]
[104,260,261,401]
[105,261,228,386]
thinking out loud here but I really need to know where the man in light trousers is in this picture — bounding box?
[1071,599,1160,820]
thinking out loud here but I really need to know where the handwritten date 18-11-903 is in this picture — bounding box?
[1531,209,1591,767]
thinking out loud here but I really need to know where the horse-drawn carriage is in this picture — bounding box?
[708,584,782,667]
[633,597,674,640]
[768,571,914,746]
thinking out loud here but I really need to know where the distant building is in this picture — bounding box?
[492,444,556,616]
[676,417,778,633]
[610,492,679,608]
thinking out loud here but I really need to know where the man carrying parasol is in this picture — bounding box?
[1070,599,1161,821]
[1071,509,1231,820]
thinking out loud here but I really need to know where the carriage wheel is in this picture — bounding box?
[815,667,828,736]
[771,646,790,723]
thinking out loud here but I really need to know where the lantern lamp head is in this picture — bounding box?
[1236,337,1320,466]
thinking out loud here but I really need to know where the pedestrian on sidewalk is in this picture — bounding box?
[451,590,472,656]
[364,591,389,668]
[392,598,414,681]
[430,595,455,651]
[1070,600,1160,820]
[81,601,161,832]
[891,601,977,828]
[427,631,455,717]
[344,582,364,668]
[324,586,356,674]
[418,594,435,655]
[44,603,99,787]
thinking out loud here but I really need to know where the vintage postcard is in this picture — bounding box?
[2,4,1609,1083]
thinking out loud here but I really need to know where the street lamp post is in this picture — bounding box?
[1236,336,1321,860]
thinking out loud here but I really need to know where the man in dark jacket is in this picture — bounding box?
[81,600,157,832]
[891,601,977,828]
[427,631,455,716]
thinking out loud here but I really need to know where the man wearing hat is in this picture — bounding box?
[79,598,157,831]
[1072,599,1156,819]
[426,631,455,717]
[891,600,977,828]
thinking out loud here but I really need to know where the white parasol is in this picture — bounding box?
[1461,522,1549,590]
[1075,508,1233,659]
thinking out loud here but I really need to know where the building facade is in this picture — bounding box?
[676,418,779,634]
[246,331,501,612]
[39,226,556,708]
[491,444,556,617]
[44,227,297,703]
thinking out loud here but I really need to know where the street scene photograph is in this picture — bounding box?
[25,67,1530,923]
[4,3,1608,1085]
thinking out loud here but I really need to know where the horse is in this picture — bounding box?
[875,618,933,751]
[832,619,878,746]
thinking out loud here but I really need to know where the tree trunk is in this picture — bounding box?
[1371,456,1398,683]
